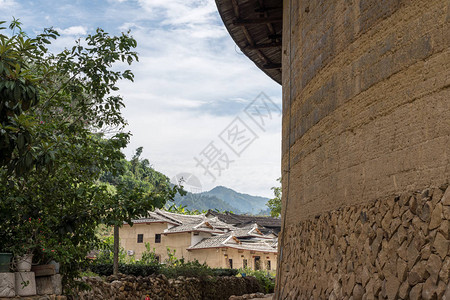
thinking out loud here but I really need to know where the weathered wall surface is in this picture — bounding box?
[278,0,450,298]
[277,185,450,299]
[121,223,169,259]
[281,0,450,223]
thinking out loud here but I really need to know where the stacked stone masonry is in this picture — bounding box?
[75,274,263,300]
[277,185,450,299]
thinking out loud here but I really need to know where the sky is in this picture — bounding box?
[0,0,282,198]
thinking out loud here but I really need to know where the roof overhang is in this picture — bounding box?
[215,0,283,84]
[163,229,224,235]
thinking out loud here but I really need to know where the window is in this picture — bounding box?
[228,259,233,269]
[243,259,248,268]
[155,234,161,243]
[193,232,199,236]
[137,234,143,243]
[155,255,160,263]
[254,256,261,270]
[266,260,271,270]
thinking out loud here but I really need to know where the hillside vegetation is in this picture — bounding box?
[173,186,270,215]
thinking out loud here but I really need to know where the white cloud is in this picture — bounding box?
[137,0,217,26]
[0,0,16,8]
[56,25,87,36]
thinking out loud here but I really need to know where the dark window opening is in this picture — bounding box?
[137,234,143,243]
[266,260,271,270]
[254,256,261,270]
[243,259,248,268]
[155,234,161,243]
[228,259,233,269]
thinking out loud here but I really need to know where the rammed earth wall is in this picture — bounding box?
[277,0,450,298]
[281,0,450,224]
[277,185,450,299]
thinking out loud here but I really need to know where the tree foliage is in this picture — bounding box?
[0,19,178,290]
[100,146,184,226]
[266,177,282,217]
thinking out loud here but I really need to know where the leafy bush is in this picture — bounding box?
[95,236,128,264]
[89,263,114,276]
[160,260,213,279]
[89,247,244,280]
[140,243,159,264]
[211,268,239,277]
[90,263,160,277]
[238,268,275,293]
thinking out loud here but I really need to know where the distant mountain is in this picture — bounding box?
[172,191,238,213]
[201,186,270,215]
[172,186,270,215]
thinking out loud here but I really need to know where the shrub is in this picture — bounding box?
[238,268,275,293]
[90,263,160,277]
[160,260,213,279]
[211,268,239,277]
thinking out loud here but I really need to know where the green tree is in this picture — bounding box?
[266,177,282,217]
[0,19,179,290]
[100,147,185,274]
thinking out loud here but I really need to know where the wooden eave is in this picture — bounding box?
[215,0,283,84]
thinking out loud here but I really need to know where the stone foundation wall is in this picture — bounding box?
[75,274,263,300]
[277,185,450,299]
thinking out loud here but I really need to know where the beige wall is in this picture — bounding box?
[190,247,277,271]
[120,222,171,260]
[163,232,193,260]
[281,0,450,223]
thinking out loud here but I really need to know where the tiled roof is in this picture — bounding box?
[207,210,281,229]
[155,209,205,224]
[231,223,273,238]
[229,241,277,253]
[188,233,277,253]
[188,235,230,249]
[164,223,225,234]
[126,211,179,225]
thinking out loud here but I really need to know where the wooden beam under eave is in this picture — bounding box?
[245,41,282,50]
[233,17,282,25]
[255,7,283,13]
[263,63,282,70]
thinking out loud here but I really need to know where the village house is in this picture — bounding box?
[119,209,279,271]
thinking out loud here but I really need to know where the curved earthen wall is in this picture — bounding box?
[277,0,450,298]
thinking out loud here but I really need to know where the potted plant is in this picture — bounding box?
[7,217,47,272]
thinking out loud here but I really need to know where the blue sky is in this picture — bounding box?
[0,0,282,197]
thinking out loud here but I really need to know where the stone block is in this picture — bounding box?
[32,264,56,277]
[409,283,423,300]
[0,273,15,297]
[442,187,450,206]
[429,203,443,230]
[384,273,400,300]
[433,232,448,259]
[408,261,428,286]
[443,282,450,300]
[36,274,62,295]
[15,271,36,296]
